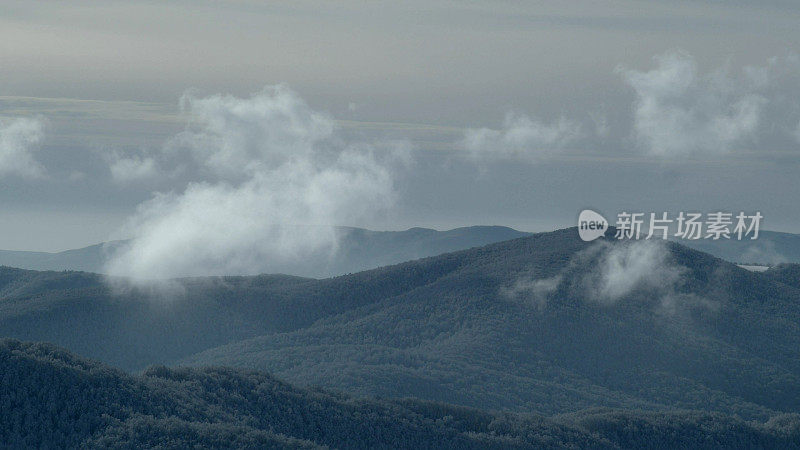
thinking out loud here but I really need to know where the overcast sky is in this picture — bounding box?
[1,0,800,254]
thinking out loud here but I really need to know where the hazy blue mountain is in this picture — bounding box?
[3,339,798,449]
[0,241,126,274]
[0,269,319,370]
[1,228,799,423]
[177,229,800,420]
[679,230,800,265]
[0,226,528,277]
[4,227,800,277]
[330,225,530,276]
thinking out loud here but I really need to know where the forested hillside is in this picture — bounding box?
[1,228,799,423]
[0,242,496,370]
[763,263,800,289]
[182,229,800,420]
[2,339,798,449]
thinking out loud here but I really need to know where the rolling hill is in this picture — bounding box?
[0,228,799,424]
[3,339,798,449]
[179,229,800,420]
[680,230,800,265]
[0,226,529,278]
[0,241,125,274]
[5,226,800,277]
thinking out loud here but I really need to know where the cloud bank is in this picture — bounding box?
[106,86,406,279]
[619,51,765,157]
[463,113,581,162]
[0,117,46,178]
[463,50,800,163]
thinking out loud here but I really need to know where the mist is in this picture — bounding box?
[105,86,409,279]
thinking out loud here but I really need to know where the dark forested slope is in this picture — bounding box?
[763,263,800,290]
[183,229,800,420]
[2,339,798,449]
[1,228,799,422]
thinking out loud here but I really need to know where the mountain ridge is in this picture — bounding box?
[6,225,800,277]
[3,338,799,449]
[0,226,528,277]
[178,229,800,419]
[0,227,798,422]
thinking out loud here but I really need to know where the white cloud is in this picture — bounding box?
[585,240,684,305]
[463,113,581,162]
[105,86,406,279]
[168,85,335,179]
[108,154,159,184]
[502,273,561,308]
[506,240,714,316]
[619,50,765,157]
[0,117,46,178]
[579,240,717,315]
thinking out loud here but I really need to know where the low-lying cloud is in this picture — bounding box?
[583,240,684,305]
[502,272,562,308]
[0,117,46,179]
[105,86,408,279]
[506,240,712,315]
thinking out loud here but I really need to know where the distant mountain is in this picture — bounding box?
[4,227,800,277]
[0,240,126,273]
[0,226,528,277]
[1,228,799,423]
[3,339,798,449]
[680,230,800,265]
[330,225,530,275]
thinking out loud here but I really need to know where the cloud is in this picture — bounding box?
[737,54,800,150]
[167,85,335,180]
[463,51,800,161]
[506,239,713,315]
[502,272,562,308]
[0,117,46,178]
[105,86,407,279]
[619,50,765,156]
[462,113,581,162]
[583,240,684,305]
[739,240,788,266]
[581,240,717,315]
[108,154,159,184]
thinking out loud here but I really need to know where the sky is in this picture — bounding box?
[1,0,800,263]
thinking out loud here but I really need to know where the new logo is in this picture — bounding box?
[578,209,608,241]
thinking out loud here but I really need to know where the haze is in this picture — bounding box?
[1,0,800,253]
